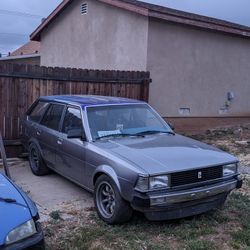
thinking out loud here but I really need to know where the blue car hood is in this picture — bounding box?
[0,174,32,245]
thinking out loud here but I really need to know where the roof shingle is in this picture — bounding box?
[10,41,40,56]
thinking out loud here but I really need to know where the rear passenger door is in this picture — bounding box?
[38,103,65,168]
[24,101,50,149]
[56,106,86,185]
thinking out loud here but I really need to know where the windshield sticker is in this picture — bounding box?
[98,130,121,137]
[116,124,124,130]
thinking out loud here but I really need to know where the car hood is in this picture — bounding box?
[96,134,237,175]
[0,174,32,245]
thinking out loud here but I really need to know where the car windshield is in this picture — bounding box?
[86,104,172,140]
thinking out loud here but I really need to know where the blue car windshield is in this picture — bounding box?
[86,104,171,140]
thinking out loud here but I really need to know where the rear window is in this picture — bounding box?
[40,104,65,131]
[28,101,49,123]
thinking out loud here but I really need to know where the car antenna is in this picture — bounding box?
[0,132,11,179]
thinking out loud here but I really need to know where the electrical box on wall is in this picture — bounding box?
[227,91,235,101]
[179,108,191,115]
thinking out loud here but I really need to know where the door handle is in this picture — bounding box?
[57,139,63,145]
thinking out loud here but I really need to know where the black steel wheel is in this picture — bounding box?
[94,175,133,224]
[29,143,50,176]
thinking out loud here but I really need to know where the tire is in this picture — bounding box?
[28,143,51,176]
[94,175,133,224]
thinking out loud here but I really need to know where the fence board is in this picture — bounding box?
[0,64,151,151]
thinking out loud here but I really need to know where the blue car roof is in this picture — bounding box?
[40,95,144,108]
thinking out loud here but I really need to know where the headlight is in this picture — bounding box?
[135,175,169,191]
[5,219,36,245]
[223,163,237,177]
[149,175,169,189]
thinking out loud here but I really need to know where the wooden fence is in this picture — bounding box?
[0,64,151,156]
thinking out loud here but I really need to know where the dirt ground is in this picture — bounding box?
[189,124,250,172]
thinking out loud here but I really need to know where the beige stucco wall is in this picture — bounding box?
[40,0,148,71]
[147,18,250,117]
[40,1,250,118]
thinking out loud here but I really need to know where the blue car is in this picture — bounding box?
[0,173,44,250]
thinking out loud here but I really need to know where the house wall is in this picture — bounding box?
[40,0,148,71]
[147,18,250,118]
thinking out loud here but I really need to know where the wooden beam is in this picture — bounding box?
[0,132,11,179]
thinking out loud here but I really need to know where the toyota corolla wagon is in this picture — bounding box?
[22,95,242,224]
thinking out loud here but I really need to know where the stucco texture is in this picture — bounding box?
[39,1,250,118]
[147,18,250,117]
[40,0,148,71]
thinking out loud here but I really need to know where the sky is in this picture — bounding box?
[0,0,250,56]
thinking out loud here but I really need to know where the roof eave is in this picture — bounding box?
[30,0,73,41]
[30,0,250,41]
[30,0,149,41]
[98,0,149,16]
[149,10,250,38]
[0,54,41,61]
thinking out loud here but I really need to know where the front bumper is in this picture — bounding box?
[1,222,44,250]
[131,178,242,221]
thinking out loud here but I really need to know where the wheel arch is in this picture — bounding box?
[28,139,43,155]
[93,165,121,193]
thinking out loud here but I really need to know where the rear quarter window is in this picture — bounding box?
[28,101,49,123]
[40,104,65,131]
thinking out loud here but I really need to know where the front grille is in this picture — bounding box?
[170,166,223,187]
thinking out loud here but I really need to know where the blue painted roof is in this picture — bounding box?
[40,95,144,107]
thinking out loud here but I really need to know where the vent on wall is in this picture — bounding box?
[81,3,88,15]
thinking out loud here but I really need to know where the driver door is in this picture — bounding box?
[55,106,86,186]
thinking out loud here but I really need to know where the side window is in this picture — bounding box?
[28,101,49,123]
[62,107,83,134]
[41,104,65,131]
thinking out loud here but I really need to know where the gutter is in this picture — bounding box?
[0,54,41,61]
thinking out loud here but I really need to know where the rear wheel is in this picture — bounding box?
[94,175,133,224]
[29,143,50,176]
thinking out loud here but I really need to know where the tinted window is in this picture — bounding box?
[41,104,64,131]
[62,107,83,134]
[28,101,49,123]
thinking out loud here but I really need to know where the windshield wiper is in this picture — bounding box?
[95,133,137,141]
[134,130,175,136]
[0,197,17,203]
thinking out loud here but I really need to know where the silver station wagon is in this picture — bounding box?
[22,95,242,224]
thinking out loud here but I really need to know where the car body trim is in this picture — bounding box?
[149,179,237,206]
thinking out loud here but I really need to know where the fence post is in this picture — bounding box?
[141,79,150,102]
[0,132,11,179]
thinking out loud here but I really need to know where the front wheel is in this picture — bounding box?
[94,175,133,224]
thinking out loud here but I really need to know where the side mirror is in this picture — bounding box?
[168,122,175,131]
[67,128,86,140]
